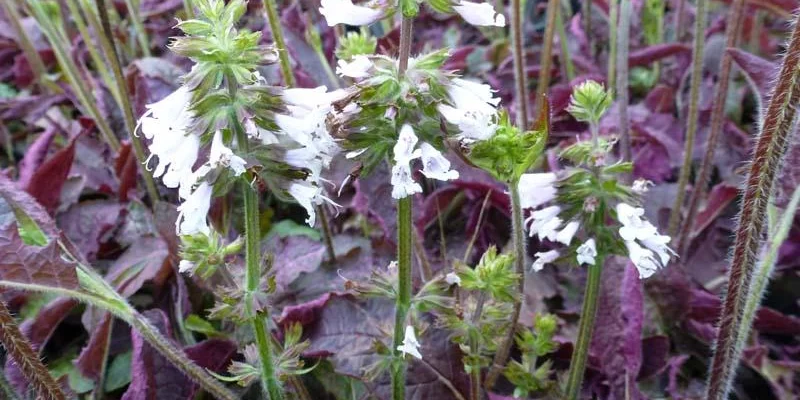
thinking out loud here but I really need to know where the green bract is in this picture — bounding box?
[566,80,613,124]
[336,30,378,60]
[469,112,547,183]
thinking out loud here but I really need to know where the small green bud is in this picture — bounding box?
[534,314,557,336]
[335,30,378,60]
[399,0,420,17]
[469,112,547,183]
[176,19,214,36]
[566,80,613,124]
[458,247,518,302]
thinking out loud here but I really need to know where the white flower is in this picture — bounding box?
[138,86,200,188]
[208,131,247,176]
[640,233,674,265]
[287,181,338,227]
[625,240,661,279]
[176,182,213,235]
[394,124,422,163]
[319,0,384,26]
[518,173,558,210]
[391,163,423,199]
[336,55,373,79]
[419,143,459,181]
[445,272,461,286]
[397,325,422,359]
[576,238,597,266]
[452,1,506,27]
[178,260,194,274]
[632,179,653,195]
[438,78,500,142]
[525,205,562,241]
[244,118,279,145]
[555,220,581,245]
[532,250,559,272]
[616,203,658,242]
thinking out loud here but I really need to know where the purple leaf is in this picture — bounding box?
[628,43,692,68]
[105,236,170,298]
[728,48,778,103]
[74,312,113,380]
[16,127,56,189]
[57,200,123,262]
[23,134,79,213]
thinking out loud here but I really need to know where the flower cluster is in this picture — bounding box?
[319,0,505,28]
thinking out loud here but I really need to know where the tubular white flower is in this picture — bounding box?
[555,220,581,245]
[288,182,321,226]
[452,1,506,27]
[319,0,384,26]
[244,118,279,145]
[391,163,423,199]
[532,249,559,272]
[397,325,422,359]
[525,205,562,240]
[419,143,459,181]
[632,178,654,195]
[391,125,423,199]
[336,55,373,79]
[518,173,558,210]
[616,203,658,242]
[209,131,247,176]
[176,181,213,236]
[640,233,674,265]
[139,86,199,188]
[178,260,195,274]
[445,272,461,286]
[438,78,500,141]
[576,238,597,266]
[625,240,661,279]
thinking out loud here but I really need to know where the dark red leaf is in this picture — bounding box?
[690,183,739,238]
[16,127,56,189]
[628,43,692,68]
[105,236,170,297]
[74,312,113,380]
[57,200,124,262]
[728,48,778,104]
[24,134,79,213]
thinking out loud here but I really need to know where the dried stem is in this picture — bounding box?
[390,17,415,400]
[510,0,529,128]
[0,300,66,400]
[668,0,707,237]
[705,13,800,399]
[534,0,559,116]
[483,180,526,388]
[616,0,632,167]
[676,0,747,256]
[94,0,160,202]
[564,258,603,399]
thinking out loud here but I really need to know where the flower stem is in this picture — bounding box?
[582,0,593,58]
[131,312,238,400]
[564,259,603,399]
[122,0,151,56]
[606,0,618,89]
[484,180,526,389]
[0,300,66,400]
[391,196,414,400]
[510,0,529,128]
[705,12,800,400]
[469,291,487,400]
[262,0,295,87]
[667,0,707,237]
[675,0,746,256]
[94,0,160,202]
[534,0,559,115]
[615,0,632,168]
[555,2,575,82]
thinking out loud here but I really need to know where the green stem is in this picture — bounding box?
[0,300,66,400]
[469,291,487,400]
[122,0,151,57]
[484,180,526,389]
[582,0,593,57]
[64,0,119,104]
[391,196,414,400]
[616,0,632,169]
[534,0,559,116]
[510,0,529,128]
[94,0,160,202]
[183,0,195,18]
[262,0,295,87]
[667,0,707,237]
[607,0,618,89]
[555,0,575,82]
[564,259,603,399]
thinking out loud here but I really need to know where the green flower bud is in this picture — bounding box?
[335,30,378,60]
[566,80,613,124]
[469,112,547,183]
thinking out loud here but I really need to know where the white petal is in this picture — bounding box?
[209,131,247,176]
[555,220,580,245]
[319,0,385,26]
[178,260,195,274]
[625,240,660,279]
[336,55,373,78]
[397,325,422,359]
[419,143,459,181]
[288,182,320,226]
[445,272,461,286]
[394,124,422,164]
[518,173,558,210]
[176,182,213,235]
[640,234,674,265]
[576,238,597,266]
[391,162,422,200]
[532,250,559,272]
[452,1,506,27]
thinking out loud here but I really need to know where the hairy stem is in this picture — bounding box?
[484,180,526,389]
[0,0,47,88]
[616,0,632,167]
[510,0,529,128]
[534,0,559,116]
[607,0,618,88]
[469,291,487,400]
[667,0,707,237]
[0,300,66,400]
[676,0,747,256]
[262,0,295,87]
[564,259,603,399]
[391,196,414,400]
[390,19,414,400]
[94,0,160,202]
[705,13,800,400]
[122,0,151,56]
[131,313,237,400]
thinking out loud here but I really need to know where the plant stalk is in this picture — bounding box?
[0,300,66,400]
[667,0,707,237]
[673,0,686,41]
[582,0,593,57]
[607,0,618,88]
[469,291,487,400]
[510,0,529,128]
[616,0,632,168]
[564,260,603,399]
[122,0,151,56]
[391,196,414,400]
[64,0,120,104]
[95,0,160,202]
[555,1,575,82]
[183,0,195,18]
[484,180,526,388]
[534,0,559,116]
[676,0,747,256]
[705,13,800,399]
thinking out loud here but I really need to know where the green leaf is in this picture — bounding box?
[185,314,223,337]
[104,351,132,392]
[49,353,95,394]
[268,220,322,241]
